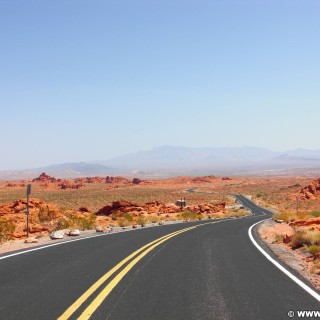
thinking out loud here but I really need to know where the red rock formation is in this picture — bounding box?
[0,198,63,239]
[59,180,84,190]
[105,176,131,184]
[132,178,142,185]
[32,172,57,183]
[289,218,320,227]
[5,183,26,188]
[191,176,216,183]
[96,200,226,217]
[74,176,105,184]
[293,178,320,200]
[186,202,226,214]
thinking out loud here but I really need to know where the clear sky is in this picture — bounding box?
[0,0,319,170]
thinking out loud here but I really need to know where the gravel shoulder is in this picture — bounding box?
[257,219,320,292]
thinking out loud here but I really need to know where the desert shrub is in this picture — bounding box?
[55,213,96,231]
[0,218,15,243]
[308,245,320,256]
[305,231,320,245]
[290,231,312,249]
[112,211,133,222]
[272,211,306,223]
[311,211,320,218]
[117,218,131,227]
[55,218,71,230]
[181,210,197,221]
[38,207,58,222]
[136,215,147,226]
[149,216,160,223]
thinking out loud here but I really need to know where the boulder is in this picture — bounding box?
[24,237,39,243]
[69,229,80,236]
[50,230,65,240]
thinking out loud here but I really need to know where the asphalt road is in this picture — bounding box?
[0,195,319,320]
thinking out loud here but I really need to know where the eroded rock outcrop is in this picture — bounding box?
[32,172,57,183]
[59,180,84,190]
[293,178,320,200]
[96,200,226,217]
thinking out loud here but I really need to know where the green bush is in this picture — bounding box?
[0,218,15,243]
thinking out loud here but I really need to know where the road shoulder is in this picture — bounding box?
[252,219,320,293]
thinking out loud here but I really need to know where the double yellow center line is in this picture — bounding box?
[58,226,197,320]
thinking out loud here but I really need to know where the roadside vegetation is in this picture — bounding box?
[272,210,320,223]
[55,213,96,231]
[0,218,15,243]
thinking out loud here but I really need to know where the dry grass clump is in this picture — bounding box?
[55,213,96,231]
[290,230,320,250]
[0,218,15,243]
[179,210,197,221]
[272,211,307,223]
[308,245,320,256]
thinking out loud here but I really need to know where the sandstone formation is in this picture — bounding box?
[289,217,320,229]
[191,176,216,183]
[186,202,226,214]
[32,172,57,183]
[105,176,131,184]
[294,178,320,200]
[132,178,142,185]
[59,180,84,190]
[96,200,226,217]
[5,183,26,188]
[74,176,106,184]
[0,198,62,239]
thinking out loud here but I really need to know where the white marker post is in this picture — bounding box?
[26,184,31,238]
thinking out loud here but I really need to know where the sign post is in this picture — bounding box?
[26,184,31,238]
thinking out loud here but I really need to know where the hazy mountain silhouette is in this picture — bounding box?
[2,146,320,179]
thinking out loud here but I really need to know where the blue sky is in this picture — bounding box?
[0,0,319,170]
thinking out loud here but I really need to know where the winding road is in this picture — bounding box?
[0,195,319,320]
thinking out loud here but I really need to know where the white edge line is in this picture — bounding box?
[249,219,320,302]
[0,232,110,261]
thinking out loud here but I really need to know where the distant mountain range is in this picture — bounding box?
[2,146,320,180]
